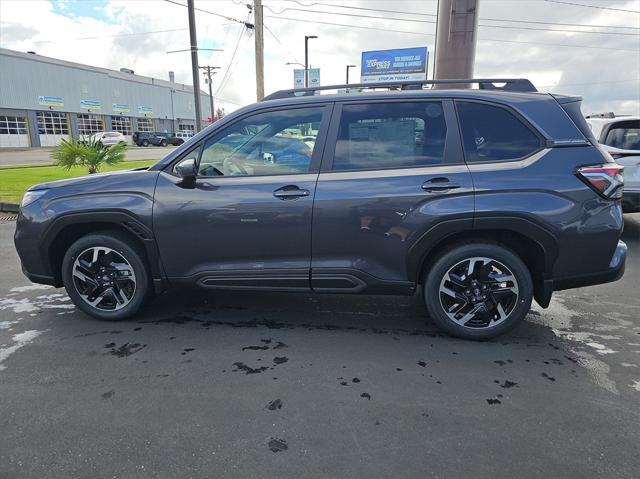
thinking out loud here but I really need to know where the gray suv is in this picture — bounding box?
[14,79,627,340]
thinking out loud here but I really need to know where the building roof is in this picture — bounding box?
[0,47,208,97]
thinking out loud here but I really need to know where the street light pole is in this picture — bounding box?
[170,88,175,133]
[346,64,356,84]
[304,35,317,88]
[187,0,202,132]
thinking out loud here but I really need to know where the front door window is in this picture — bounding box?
[197,107,324,177]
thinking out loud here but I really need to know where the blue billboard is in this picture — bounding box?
[360,47,428,84]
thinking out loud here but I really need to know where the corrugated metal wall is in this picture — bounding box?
[0,49,210,122]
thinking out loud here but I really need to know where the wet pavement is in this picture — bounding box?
[1,215,639,478]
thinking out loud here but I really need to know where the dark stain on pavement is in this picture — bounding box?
[360,392,371,400]
[273,356,288,365]
[233,362,269,375]
[266,399,282,410]
[541,372,556,382]
[486,398,502,405]
[494,380,518,389]
[268,438,288,453]
[101,390,115,399]
[106,343,146,358]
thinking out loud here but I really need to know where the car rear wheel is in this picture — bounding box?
[61,232,150,320]
[160,139,168,147]
[423,243,533,340]
[142,139,149,147]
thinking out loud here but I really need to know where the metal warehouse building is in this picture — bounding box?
[0,48,212,148]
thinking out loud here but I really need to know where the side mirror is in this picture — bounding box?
[174,157,197,188]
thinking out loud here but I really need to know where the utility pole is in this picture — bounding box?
[433,0,479,89]
[187,0,202,131]
[199,66,220,122]
[304,35,317,88]
[254,0,265,100]
[345,64,356,84]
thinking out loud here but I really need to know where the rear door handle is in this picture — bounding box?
[421,177,461,192]
[273,185,310,200]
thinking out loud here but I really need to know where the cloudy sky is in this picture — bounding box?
[1,0,639,115]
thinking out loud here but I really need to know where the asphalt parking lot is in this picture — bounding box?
[1,215,639,478]
[0,146,176,166]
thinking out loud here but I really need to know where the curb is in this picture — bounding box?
[0,202,19,213]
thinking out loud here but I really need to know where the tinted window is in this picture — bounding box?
[333,101,449,171]
[604,120,640,150]
[198,107,324,177]
[456,102,541,162]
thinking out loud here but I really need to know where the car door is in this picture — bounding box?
[153,103,332,290]
[310,99,474,292]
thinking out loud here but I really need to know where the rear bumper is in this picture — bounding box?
[622,190,640,213]
[553,240,627,291]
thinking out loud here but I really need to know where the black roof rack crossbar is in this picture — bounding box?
[262,78,537,101]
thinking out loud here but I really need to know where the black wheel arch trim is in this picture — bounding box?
[407,215,559,299]
[40,210,167,291]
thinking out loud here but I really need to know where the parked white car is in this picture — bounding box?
[586,114,640,213]
[175,131,193,143]
[89,131,127,147]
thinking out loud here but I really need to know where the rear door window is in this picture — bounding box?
[332,101,450,171]
[456,101,542,162]
[604,120,640,150]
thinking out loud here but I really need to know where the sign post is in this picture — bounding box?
[360,47,428,84]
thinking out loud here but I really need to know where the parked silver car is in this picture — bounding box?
[587,114,640,212]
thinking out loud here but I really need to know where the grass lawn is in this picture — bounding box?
[0,160,156,204]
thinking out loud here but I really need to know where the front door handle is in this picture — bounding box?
[273,185,310,200]
[421,177,461,192]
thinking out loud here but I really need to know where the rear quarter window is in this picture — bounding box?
[604,120,640,150]
[456,101,542,163]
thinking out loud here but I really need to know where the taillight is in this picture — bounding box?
[576,164,624,199]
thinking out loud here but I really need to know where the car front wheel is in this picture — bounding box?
[142,139,149,147]
[160,139,168,147]
[61,232,150,320]
[423,243,533,340]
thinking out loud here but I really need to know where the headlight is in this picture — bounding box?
[20,189,48,208]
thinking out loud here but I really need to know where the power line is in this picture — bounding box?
[265,15,640,52]
[277,0,640,29]
[264,22,303,65]
[216,24,249,95]
[479,37,639,51]
[544,0,640,14]
[29,28,188,44]
[264,15,435,35]
[264,4,640,36]
[164,0,254,27]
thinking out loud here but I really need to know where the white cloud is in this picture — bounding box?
[0,0,638,114]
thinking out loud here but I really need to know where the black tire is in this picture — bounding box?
[61,231,150,321]
[423,243,533,340]
[160,139,168,147]
[142,139,149,147]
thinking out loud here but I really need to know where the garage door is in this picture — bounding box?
[37,111,70,146]
[0,115,29,147]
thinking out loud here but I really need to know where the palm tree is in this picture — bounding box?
[51,137,126,174]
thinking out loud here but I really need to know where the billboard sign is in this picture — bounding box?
[294,69,304,89]
[308,68,320,88]
[80,100,101,110]
[38,95,64,107]
[293,68,320,89]
[360,47,428,84]
[112,103,130,113]
[138,105,153,117]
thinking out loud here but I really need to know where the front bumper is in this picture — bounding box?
[553,240,627,291]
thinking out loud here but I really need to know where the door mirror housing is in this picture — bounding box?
[174,157,197,188]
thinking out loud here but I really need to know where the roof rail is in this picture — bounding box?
[262,78,537,101]
[585,112,617,119]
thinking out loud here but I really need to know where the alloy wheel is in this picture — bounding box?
[72,247,137,311]
[438,256,519,329]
